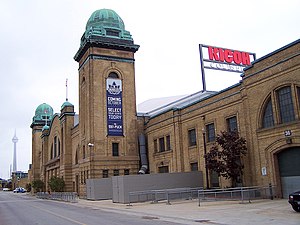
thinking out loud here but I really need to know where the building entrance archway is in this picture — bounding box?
[277,147,300,198]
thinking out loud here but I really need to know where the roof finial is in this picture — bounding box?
[66,78,69,102]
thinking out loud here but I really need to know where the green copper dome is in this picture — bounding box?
[74,8,139,62]
[32,103,54,123]
[84,9,133,41]
[61,101,73,110]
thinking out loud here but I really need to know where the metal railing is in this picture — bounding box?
[198,185,276,206]
[127,187,203,205]
[36,192,78,203]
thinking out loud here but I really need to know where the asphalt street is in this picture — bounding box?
[1,191,299,225]
[0,192,180,225]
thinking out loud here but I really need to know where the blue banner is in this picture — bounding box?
[106,78,123,136]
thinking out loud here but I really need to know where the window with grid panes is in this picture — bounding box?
[206,123,215,142]
[158,166,169,173]
[159,137,165,152]
[113,169,119,176]
[227,116,237,132]
[262,98,274,128]
[102,170,108,178]
[188,129,197,146]
[277,86,295,123]
[112,143,119,156]
[166,135,171,150]
[190,162,198,171]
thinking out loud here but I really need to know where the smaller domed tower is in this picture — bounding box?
[30,103,54,181]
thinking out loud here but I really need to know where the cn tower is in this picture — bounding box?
[12,130,18,172]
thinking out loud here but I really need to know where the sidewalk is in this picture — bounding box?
[75,198,300,225]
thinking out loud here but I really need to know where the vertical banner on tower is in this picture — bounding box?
[106,78,123,136]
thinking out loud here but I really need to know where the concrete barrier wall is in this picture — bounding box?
[112,171,203,203]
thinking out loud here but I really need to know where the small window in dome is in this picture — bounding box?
[42,115,50,120]
[106,29,119,37]
[108,72,119,79]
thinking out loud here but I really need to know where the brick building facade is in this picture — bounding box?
[29,9,300,198]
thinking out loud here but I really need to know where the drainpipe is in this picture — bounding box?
[138,134,148,174]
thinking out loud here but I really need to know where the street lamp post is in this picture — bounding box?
[202,129,210,189]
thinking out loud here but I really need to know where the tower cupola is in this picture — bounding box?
[74,8,139,62]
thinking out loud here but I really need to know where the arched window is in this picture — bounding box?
[58,138,60,156]
[108,72,119,79]
[54,136,57,158]
[262,98,274,128]
[260,85,299,129]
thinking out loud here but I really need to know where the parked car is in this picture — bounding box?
[13,187,26,193]
[2,188,10,191]
[288,190,300,212]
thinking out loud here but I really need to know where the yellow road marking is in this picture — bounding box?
[30,204,87,225]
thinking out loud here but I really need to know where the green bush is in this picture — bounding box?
[48,176,65,192]
[32,179,45,192]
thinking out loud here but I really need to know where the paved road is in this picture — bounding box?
[0,191,182,225]
[1,191,299,225]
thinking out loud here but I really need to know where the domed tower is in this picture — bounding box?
[74,9,140,183]
[30,103,54,181]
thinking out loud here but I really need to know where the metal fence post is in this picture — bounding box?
[241,187,244,203]
[269,183,274,200]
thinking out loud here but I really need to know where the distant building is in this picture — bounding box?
[11,171,28,190]
[29,9,300,198]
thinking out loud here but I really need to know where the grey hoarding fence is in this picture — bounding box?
[198,185,276,206]
[127,187,203,206]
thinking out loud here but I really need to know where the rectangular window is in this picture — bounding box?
[113,169,119,176]
[112,143,119,156]
[124,169,130,175]
[158,166,169,173]
[277,86,295,123]
[190,162,198,171]
[166,135,171,151]
[159,137,165,152]
[188,129,197,146]
[102,170,108,178]
[154,139,158,153]
[83,145,86,159]
[227,116,237,132]
[206,123,215,142]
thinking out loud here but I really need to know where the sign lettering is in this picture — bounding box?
[208,46,251,66]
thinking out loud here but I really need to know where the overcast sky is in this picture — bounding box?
[0,0,299,179]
